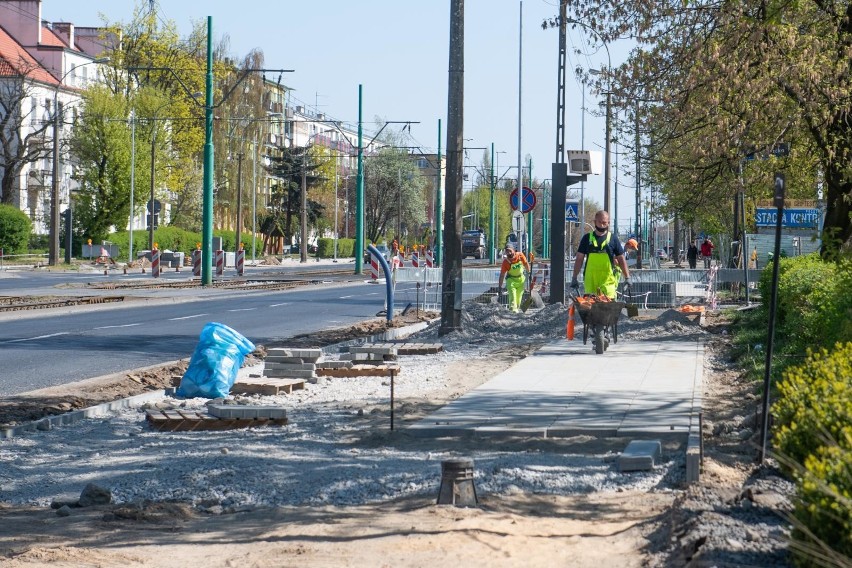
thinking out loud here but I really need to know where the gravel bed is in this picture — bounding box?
[0,303,697,510]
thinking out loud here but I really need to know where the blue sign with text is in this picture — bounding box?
[755,208,819,228]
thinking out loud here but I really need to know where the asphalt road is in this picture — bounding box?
[0,273,490,397]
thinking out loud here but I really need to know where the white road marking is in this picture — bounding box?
[228,308,257,312]
[168,314,208,321]
[5,332,69,344]
[269,302,291,307]
[340,295,354,299]
[94,323,141,330]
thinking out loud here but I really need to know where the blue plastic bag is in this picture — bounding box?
[176,322,256,399]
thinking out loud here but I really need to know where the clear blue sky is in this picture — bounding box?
[57,0,637,233]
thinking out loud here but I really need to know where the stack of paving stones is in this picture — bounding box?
[146,405,288,431]
[231,348,320,394]
[369,341,443,355]
[317,345,400,378]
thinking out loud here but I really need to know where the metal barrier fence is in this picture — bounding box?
[391,265,763,311]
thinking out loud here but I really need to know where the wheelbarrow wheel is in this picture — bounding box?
[583,322,589,345]
[594,326,605,354]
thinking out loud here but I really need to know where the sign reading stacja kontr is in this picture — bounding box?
[755,208,820,228]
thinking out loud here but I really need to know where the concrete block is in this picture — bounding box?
[263,356,305,364]
[686,427,701,483]
[208,404,287,420]
[349,346,397,356]
[267,348,322,360]
[315,361,353,369]
[617,440,662,472]
[264,369,317,379]
[264,362,317,371]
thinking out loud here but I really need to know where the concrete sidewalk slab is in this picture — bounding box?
[409,335,704,441]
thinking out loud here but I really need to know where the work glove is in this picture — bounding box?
[623,279,632,297]
[570,277,579,291]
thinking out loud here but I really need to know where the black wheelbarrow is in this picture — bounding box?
[572,296,626,354]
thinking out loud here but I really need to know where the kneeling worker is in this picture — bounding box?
[498,243,530,312]
[570,210,631,299]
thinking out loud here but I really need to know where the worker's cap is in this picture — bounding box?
[504,243,515,252]
[626,238,638,250]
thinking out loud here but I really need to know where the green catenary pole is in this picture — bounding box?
[435,118,443,267]
[354,84,364,274]
[489,142,495,264]
[527,156,533,254]
[201,16,214,286]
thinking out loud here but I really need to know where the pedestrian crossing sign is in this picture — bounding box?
[565,200,580,223]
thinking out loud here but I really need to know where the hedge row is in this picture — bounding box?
[753,255,852,566]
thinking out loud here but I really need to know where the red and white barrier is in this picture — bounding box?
[425,249,434,268]
[411,251,419,268]
[370,252,380,281]
[192,249,201,277]
[236,248,245,276]
[151,247,161,278]
[215,249,224,276]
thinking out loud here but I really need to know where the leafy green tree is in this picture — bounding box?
[68,85,132,243]
[262,146,326,252]
[563,0,852,255]
[364,147,427,244]
[0,204,31,253]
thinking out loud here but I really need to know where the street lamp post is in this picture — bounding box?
[589,66,613,214]
[49,56,109,266]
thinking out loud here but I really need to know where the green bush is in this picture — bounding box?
[317,238,354,258]
[0,204,32,254]
[753,254,851,366]
[792,439,852,567]
[774,343,852,565]
[774,342,852,466]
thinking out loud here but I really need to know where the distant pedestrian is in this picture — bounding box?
[700,238,714,269]
[687,242,698,269]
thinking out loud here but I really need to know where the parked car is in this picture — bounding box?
[364,243,390,264]
[657,249,668,260]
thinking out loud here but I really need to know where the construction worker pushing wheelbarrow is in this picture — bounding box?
[498,243,531,313]
[569,210,631,353]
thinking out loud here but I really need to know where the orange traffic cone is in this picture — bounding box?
[567,304,575,340]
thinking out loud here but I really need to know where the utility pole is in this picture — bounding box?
[441,0,464,335]
[300,159,308,263]
[635,101,642,269]
[435,119,443,266]
[355,84,364,274]
[604,90,612,213]
[489,142,495,264]
[149,126,157,251]
[235,152,244,255]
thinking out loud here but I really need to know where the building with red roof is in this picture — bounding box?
[0,0,112,235]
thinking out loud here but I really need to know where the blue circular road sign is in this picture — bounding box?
[510,187,537,213]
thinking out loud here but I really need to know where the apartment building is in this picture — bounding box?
[0,0,111,233]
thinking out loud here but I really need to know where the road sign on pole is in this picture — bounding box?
[510,187,537,213]
[512,210,524,235]
[565,200,580,223]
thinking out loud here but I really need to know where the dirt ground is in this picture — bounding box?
[0,311,785,567]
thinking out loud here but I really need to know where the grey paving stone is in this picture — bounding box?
[617,439,662,472]
[207,404,287,420]
[264,362,317,371]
